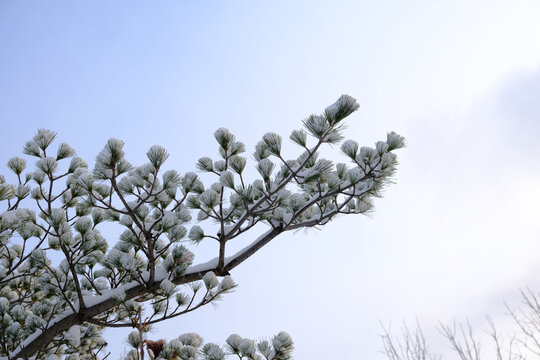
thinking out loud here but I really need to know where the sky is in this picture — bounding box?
[1,1,540,359]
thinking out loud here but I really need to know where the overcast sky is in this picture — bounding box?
[1,1,540,359]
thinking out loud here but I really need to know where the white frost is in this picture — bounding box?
[65,325,80,347]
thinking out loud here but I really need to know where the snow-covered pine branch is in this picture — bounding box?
[0,95,404,359]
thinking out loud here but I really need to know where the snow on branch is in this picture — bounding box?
[0,95,403,359]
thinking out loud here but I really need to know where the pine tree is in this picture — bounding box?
[0,95,404,359]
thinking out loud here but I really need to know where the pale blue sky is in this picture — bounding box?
[1,1,540,359]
